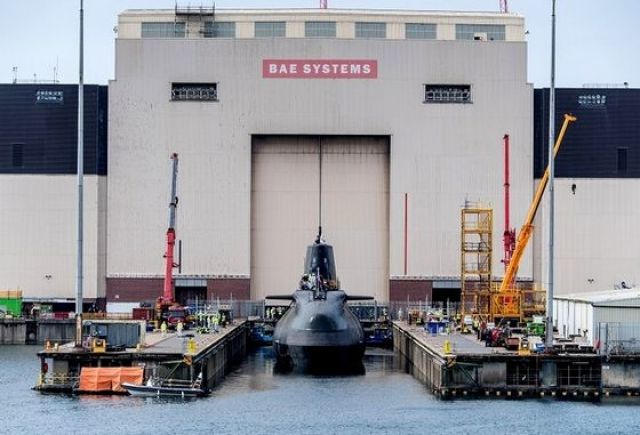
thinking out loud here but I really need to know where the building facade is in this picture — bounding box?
[107,8,533,309]
[533,88,640,297]
[0,84,108,310]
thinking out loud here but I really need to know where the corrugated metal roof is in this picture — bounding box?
[555,288,640,304]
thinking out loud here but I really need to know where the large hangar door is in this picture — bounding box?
[251,136,389,301]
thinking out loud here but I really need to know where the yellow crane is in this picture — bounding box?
[492,113,577,321]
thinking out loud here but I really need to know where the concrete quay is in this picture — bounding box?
[393,321,640,400]
[34,322,247,394]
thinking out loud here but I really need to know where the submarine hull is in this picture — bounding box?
[274,342,365,372]
[272,290,365,372]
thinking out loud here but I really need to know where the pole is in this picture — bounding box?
[75,0,84,347]
[546,0,557,350]
[404,193,408,275]
[317,138,323,242]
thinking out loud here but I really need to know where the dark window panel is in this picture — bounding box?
[534,88,640,178]
[0,84,108,175]
[12,143,23,167]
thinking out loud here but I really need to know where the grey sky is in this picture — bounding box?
[1,0,638,87]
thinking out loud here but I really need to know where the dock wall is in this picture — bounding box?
[0,319,77,345]
[393,322,445,392]
[0,319,26,344]
[393,322,640,400]
[199,324,247,390]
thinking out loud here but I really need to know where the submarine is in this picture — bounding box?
[268,230,373,372]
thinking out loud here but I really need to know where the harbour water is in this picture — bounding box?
[1,345,639,435]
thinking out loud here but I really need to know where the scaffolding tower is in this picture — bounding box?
[175,3,215,37]
[461,204,493,322]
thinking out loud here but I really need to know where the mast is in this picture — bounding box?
[546,0,557,349]
[316,138,323,243]
[75,0,84,346]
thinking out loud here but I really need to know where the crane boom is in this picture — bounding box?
[162,153,179,302]
[498,114,576,293]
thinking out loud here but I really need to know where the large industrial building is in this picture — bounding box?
[1,7,639,317]
[107,7,532,312]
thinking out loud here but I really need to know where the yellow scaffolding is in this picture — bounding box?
[460,205,493,322]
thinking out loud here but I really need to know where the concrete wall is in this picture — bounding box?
[0,175,107,301]
[602,362,640,389]
[536,179,640,296]
[0,320,26,344]
[109,32,532,302]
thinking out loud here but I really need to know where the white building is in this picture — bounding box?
[106,8,532,309]
[554,288,640,351]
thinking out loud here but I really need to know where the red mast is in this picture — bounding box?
[162,153,179,302]
[502,135,516,269]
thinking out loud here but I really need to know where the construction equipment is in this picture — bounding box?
[499,0,509,13]
[492,114,577,322]
[502,134,516,269]
[154,153,184,327]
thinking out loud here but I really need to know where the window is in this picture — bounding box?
[35,90,64,104]
[305,21,336,38]
[204,22,235,38]
[355,22,386,39]
[141,22,186,38]
[12,144,23,168]
[171,83,218,101]
[255,21,285,37]
[456,24,505,41]
[424,85,472,104]
[578,94,607,107]
[406,23,436,40]
[617,148,628,173]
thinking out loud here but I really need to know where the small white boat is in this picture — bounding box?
[122,373,205,397]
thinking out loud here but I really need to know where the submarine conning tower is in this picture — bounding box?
[304,239,338,290]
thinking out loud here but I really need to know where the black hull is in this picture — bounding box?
[274,342,365,373]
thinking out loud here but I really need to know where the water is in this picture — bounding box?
[1,345,639,435]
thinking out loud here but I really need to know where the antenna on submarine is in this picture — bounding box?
[316,137,323,244]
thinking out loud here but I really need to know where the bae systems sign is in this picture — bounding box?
[263,59,378,79]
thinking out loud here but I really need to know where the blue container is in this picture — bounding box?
[426,322,439,334]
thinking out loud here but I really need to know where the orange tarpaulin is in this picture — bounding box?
[77,367,144,393]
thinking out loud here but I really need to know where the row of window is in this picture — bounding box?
[141,21,504,40]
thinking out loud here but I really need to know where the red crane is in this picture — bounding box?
[500,0,509,13]
[502,134,516,269]
[162,153,180,303]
